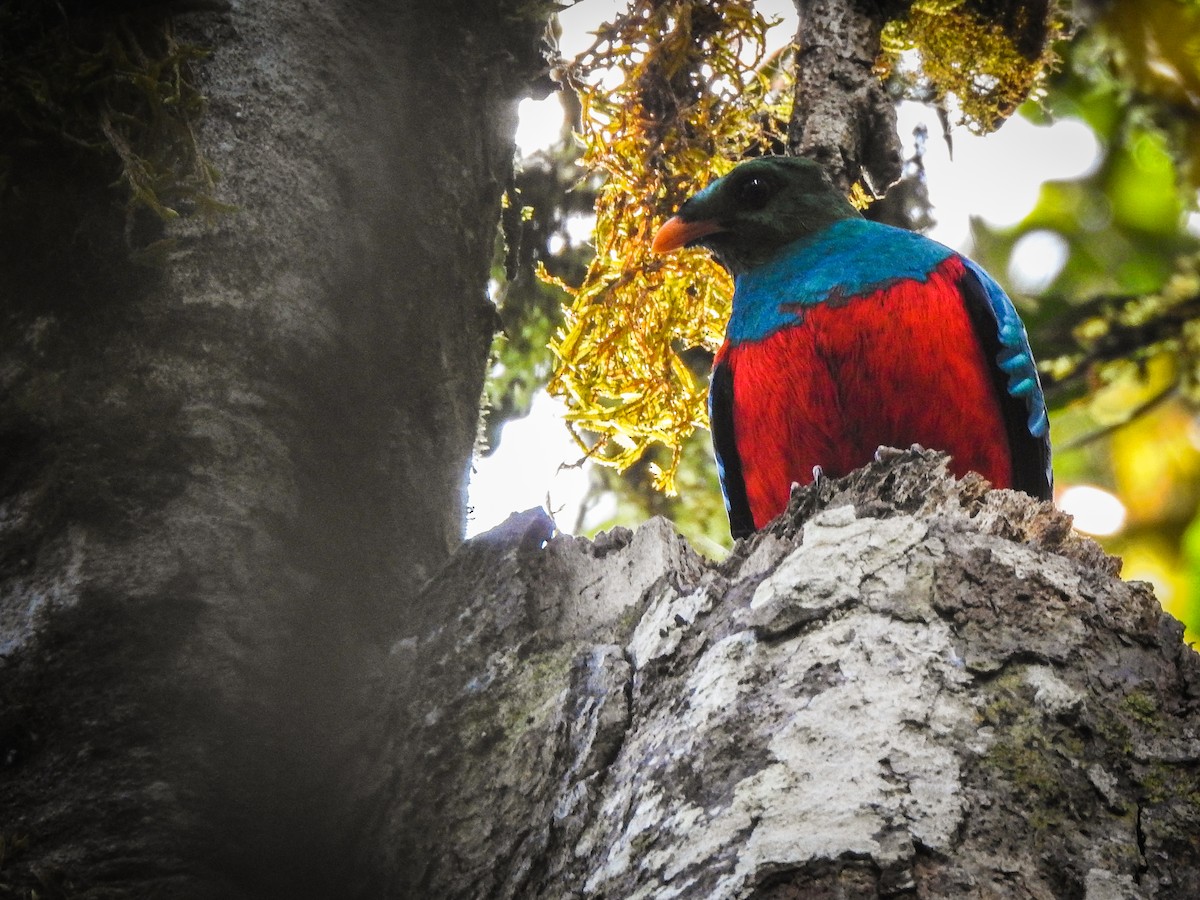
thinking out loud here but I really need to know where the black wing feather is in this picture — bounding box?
[709,357,755,538]
[958,269,1053,501]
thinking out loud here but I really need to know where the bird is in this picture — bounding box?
[651,155,1052,539]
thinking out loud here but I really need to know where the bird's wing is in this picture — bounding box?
[709,353,756,539]
[958,258,1054,500]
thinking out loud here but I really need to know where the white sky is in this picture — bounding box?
[468,0,1110,538]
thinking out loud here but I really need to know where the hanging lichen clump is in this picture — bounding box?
[0,0,229,258]
[545,0,789,492]
[877,0,1065,132]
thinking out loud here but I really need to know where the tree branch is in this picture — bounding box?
[360,451,1200,898]
[788,0,910,192]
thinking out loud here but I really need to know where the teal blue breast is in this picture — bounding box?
[726,218,954,345]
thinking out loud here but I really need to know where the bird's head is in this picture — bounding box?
[652,156,861,275]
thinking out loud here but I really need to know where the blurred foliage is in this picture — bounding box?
[965,0,1200,643]
[543,0,790,493]
[484,134,596,453]
[0,0,231,260]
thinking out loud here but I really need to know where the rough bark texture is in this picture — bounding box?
[0,1,542,896]
[790,0,910,193]
[365,451,1200,899]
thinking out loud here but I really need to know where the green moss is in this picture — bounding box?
[1136,757,1200,808]
[1096,706,1135,757]
[1140,765,1171,805]
[977,670,1089,833]
[977,669,1028,726]
[458,644,576,758]
[1121,688,1161,728]
[0,0,233,259]
[988,723,1068,811]
[614,592,656,642]
[878,0,1064,133]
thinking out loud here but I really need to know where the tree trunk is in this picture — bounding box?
[0,1,543,896]
[790,0,909,192]
[362,450,1200,899]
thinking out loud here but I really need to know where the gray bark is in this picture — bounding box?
[364,451,1200,899]
[0,1,542,896]
[790,0,909,193]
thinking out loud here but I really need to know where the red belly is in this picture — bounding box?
[717,259,1013,530]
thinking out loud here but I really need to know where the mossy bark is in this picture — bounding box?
[364,451,1200,899]
[0,1,543,896]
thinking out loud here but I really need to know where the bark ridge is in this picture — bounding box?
[366,451,1200,899]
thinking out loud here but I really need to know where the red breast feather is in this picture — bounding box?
[718,255,1012,529]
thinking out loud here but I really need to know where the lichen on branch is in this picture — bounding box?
[1041,254,1200,432]
[877,0,1064,132]
[0,1,231,259]
[545,0,789,493]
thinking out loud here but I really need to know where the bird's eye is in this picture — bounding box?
[737,174,772,209]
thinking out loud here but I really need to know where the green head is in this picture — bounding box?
[652,156,861,275]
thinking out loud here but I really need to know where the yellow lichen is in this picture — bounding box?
[878,2,1061,133]
[545,0,788,492]
[0,2,231,256]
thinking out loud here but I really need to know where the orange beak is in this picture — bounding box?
[651,215,725,254]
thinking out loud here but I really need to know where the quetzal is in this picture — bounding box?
[652,156,1052,539]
